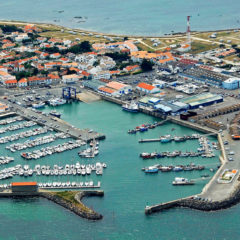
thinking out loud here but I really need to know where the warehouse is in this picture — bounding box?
[179,66,229,87]
[83,80,105,91]
[180,93,223,109]
[154,104,172,115]
[136,82,160,94]
[11,182,38,193]
[222,78,240,90]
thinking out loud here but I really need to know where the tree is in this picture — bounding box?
[0,25,23,33]
[140,59,153,72]
[68,41,91,54]
[106,52,130,62]
[14,71,31,80]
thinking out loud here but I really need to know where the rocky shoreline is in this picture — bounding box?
[41,191,104,220]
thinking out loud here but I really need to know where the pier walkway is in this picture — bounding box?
[3,101,105,143]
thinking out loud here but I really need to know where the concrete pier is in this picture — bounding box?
[0,111,17,119]
[5,102,105,143]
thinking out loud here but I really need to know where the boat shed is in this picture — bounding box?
[11,182,38,193]
[136,82,160,94]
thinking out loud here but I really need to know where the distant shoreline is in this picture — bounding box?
[0,19,239,39]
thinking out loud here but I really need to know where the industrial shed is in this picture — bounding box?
[11,182,38,193]
[180,93,223,109]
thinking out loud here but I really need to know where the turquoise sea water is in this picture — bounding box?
[0,0,240,36]
[0,101,237,240]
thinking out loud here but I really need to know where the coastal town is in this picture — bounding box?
[1,19,240,221]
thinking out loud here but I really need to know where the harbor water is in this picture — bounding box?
[0,0,240,36]
[0,100,238,239]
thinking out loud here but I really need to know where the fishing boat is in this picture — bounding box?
[48,98,67,106]
[172,177,195,185]
[144,166,158,173]
[32,102,45,109]
[122,101,139,113]
[49,110,61,118]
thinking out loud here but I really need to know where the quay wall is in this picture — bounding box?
[0,192,40,197]
[168,117,218,135]
[201,133,226,195]
[145,184,240,214]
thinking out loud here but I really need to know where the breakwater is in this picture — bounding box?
[41,191,104,220]
[0,190,104,220]
[145,183,240,214]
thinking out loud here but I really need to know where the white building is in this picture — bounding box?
[93,71,111,80]
[222,78,240,90]
[62,74,80,84]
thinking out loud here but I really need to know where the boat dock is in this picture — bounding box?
[139,134,200,143]
[2,100,105,143]
[39,181,101,189]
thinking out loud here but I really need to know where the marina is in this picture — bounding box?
[21,140,86,160]
[0,127,49,144]
[6,132,70,152]
[0,162,106,179]
[0,116,23,125]
[0,101,225,239]
[0,121,37,134]
[138,134,200,143]
[142,163,206,173]
[140,136,217,159]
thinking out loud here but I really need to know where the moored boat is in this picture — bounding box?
[49,110,61,118]
[172,177,195,185]
[122,101,139,113]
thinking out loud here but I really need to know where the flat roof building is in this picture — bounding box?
[11,182,38,193]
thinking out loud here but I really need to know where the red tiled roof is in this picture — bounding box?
[137,82,155,91]
[98,87,115,94]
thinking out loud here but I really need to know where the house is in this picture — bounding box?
[50,53,61,59]
[99,56,116,70]
[136,82,160,94]
[28,76,41,86]
[81,71,91,80]
[62,74,80,84]
[15,33,30,42]
[0,71,16,84]
[93,71,111,80]
[4,79,17,88]
[123,65,140,73]
[48,74,61,84]
[18,78,28,87]
[24,24,41,33]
